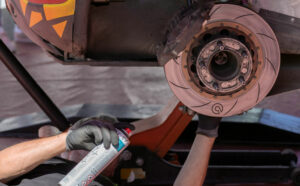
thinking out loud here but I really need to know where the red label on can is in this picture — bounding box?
[124,128,132,136]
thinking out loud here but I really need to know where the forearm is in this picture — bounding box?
[174,134,216,186]
[0,132,67,181]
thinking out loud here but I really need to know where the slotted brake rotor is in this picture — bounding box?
[164,4,280,117]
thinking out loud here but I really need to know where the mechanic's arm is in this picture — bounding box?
[0,132,68,182]
[0,116,133,183]
[174,115,221,186]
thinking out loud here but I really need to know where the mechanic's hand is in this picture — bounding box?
[196,114,221,138]
[66,115,134,151]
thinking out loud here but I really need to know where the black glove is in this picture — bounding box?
[196,114,221,138]
[66,115,134,151]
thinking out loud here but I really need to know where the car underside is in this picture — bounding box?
[1,0,300,185]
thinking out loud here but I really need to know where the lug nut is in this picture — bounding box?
[217,41,224,50]
[241,50,247,57]
[199,60,205,67]
[239,76,245,84]
[209,45,215,51]
[213,82,219,90]
[241,68,248,74]
[217,41,223,46]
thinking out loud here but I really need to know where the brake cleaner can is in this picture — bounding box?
[59,128,131,186]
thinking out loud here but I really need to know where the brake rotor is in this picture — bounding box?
[164,4,280,117]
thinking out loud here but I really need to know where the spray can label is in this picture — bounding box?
[59,129,130,186]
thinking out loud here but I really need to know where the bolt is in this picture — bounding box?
[217,40,223,47]
[239,76,245,84]
[241,68,248,74]
[201,68,208,76]
[205,74,213,83]
[217,41,224,50]
[221,82,228,89]
[213,82,219,90]
[241,50,247,58]
[242,58,248,66]
[199,60,205,67]
[136,158,144,166]
[209,45,215,51]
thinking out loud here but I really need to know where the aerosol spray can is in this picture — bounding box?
[59,128,132,186]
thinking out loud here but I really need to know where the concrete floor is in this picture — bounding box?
[0,38,300,119]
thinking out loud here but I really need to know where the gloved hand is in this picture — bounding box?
[196,114,221,138]
[66,115,135,151]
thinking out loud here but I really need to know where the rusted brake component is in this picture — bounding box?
[157,0,214,65]
[164,4,281,117]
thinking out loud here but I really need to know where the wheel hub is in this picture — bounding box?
[196,38,253,94]
[182,21,261,98]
